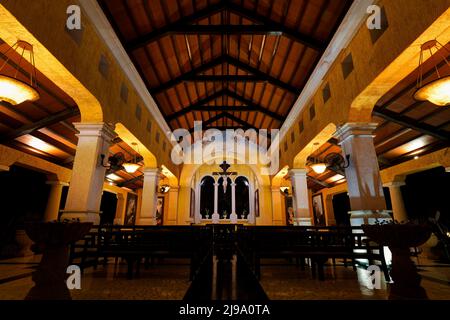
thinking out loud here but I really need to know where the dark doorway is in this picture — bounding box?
[218,177,232,219]
[403,166,450,227]
[332,192,351,226]
[100,191,118,225]
[235,177,250,219]
[0,165,49,256]
[200,176,215,219]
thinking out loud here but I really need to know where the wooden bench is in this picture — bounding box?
[237,226,391,282]
[97,226,211,280]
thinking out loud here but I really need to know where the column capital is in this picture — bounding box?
[334,122,378,143]
[74,122,117,141]
[383,181,406,188]
[289,168,308,178]
[46,180,70,187]
[0,165,10,172]
[230,182,237,187]
[142,168,160,177]
[214,183,220,187]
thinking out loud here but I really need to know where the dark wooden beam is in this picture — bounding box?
[372,107,450,141]
[117,175,143,188]
[151,56,226,95]
[137,24,286,36]
[125,1,227,51]
[167,89,284,122]
[151,55,298,95]
[223,89,284,121]
[167,90,227,121]
[184,75,266,82]
[226,2,325,51]
[307,176,331,188]
[0,108,80,144]
[224,55,299,94]
[188,112,257,133]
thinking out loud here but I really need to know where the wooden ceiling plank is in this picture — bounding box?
[372,107,450,141]
[0,108,80,144]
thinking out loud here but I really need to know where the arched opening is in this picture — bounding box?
[218,177,232,219]
[235,177,250,219]
[199,176,215,219]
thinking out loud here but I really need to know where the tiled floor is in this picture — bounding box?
[258,259,450,300]
[0,255,449,300]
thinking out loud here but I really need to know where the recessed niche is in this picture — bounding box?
[98,55,110,79]
[135,104,142,121]
[120,83,128,103]
[369,6,389,44]
[322,83,331,104]
[341,53,354,79]
[299,120,304,134]
[309,104,316,120]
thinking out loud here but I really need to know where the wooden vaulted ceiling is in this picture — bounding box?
[99,0,353,131]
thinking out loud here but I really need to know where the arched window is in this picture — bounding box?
[235,177,250,219]
[200,176,214,219]
[218,177,232,219]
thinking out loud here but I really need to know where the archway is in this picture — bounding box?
[199,176,215,219]
[235,176,250,219]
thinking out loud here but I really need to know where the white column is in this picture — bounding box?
[271,187,285,225]
[167,187,179,225]
[137,168,160,225]
[335,123,391,226]
[212,182,220,223]
[230,182,238,223]
[385,182,408,223]
[61,123,116,224]
[44,181,69,222]
[289,169,312,226]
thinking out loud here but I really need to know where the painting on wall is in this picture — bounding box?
[285,195,294,226]
[312,193,326,226]
[190,188,195,219]
[156,196,165,226]
[124,193,137,226]
[255,189,260,218]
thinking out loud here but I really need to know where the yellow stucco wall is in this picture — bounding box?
[281,0,450,170]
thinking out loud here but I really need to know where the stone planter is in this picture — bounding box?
[24,222,93,300]
[15,229,34,257]
[362,223,432,300]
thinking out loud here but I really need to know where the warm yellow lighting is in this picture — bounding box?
[414,156,419,160]
[310,163,327,174]
[106,173,122,182]
[0,75,40,105]
[414,76,450,107]
[123,163,141,174]
[328,174,345,183]
[280,187,290,193]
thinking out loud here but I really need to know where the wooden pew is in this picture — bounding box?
[237,226,391,282]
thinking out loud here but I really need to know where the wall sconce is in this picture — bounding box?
[101,152,125,171]
[280,187,290,194]
[160,185,170,193]
[324,153,350,175]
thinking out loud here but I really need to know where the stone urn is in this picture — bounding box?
[362,222,432,300]
[24,222,93,300]
[15,229,34,257]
